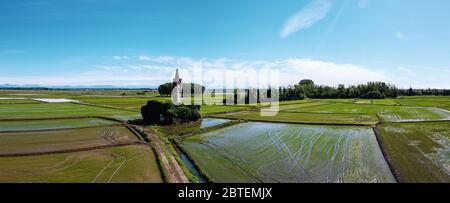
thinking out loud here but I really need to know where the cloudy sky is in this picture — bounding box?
[0,0,449,88]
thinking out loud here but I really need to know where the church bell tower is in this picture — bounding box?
[172,69,182,104]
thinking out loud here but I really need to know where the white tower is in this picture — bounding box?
[172,69,182,104]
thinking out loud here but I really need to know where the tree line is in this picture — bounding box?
[230,80,450,103]
[277,79,449,101]
[278,80,399,100]
[398,88,450,96]
[158,79,449,104]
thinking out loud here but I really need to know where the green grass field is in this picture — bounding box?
[0,89,160,98]
[376,121,450,183]
[311,98,356,103]
[77,96,255,115]
[0,103,141,120]
[394,96,450,108]
[77,97,170,111]
[0,145,163,183]
[354,99,398,105]
[0,118,119,132]
[0,126,139,155]
[182,122,395,183]
[278,101,330,111]
[371,99,399,105]
[354,99,373,104]
[199,105,253,115]
[0,99,42,104]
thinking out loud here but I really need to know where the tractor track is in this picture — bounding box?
[0,141,144,157]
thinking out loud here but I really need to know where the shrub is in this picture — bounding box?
[141,101,201,125]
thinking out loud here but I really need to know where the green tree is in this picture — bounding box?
[158,82,175,96]
[141,101,201,125]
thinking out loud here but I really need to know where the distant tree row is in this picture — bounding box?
[278,80,399,100]
[398,88,450,96]
[156,79,449,104]
[277,79,450,100]
[222,79,449,103]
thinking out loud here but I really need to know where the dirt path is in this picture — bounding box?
[143,129,189,183]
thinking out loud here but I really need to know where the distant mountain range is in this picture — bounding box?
[0,84,158,90]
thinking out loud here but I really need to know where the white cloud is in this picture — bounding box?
[153,56,175,63]
[395,31,407,40]
[280,0,333,38]
[112,55,129,60]
[0,56,395,88]
[138,55,151,61]
[278,59,390,86]
[3,55,448,88]
[396,67,415,76]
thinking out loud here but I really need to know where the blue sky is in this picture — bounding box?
[0,0,449,88]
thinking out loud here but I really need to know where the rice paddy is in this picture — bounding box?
[0,90,448,183]
[0,91,164,183]
[287,103,450,121]
[376,121,450,183]
[182,122,396,183]
[212,111,379,125]
[0,145,163,183]
[200,118,232,128]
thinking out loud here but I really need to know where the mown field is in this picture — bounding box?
[0,126,140,156]
[76,97,170,111]
[376,121,450,183]
[0,99,42,104]
[0,89,160,98]
[277,101,330,111]
[0,145,163,183]
[182,122,395,183]
[0,117,119,132]
[0,103,141,120]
